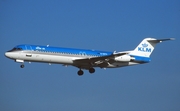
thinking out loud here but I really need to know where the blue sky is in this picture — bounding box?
[0,0,180,111]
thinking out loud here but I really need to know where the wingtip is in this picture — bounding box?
[170,38,175,40]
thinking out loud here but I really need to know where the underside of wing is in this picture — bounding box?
[73,52,128,69]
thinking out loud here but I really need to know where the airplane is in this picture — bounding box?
[5,38,174,76]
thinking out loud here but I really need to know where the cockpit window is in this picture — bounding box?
[8,47,23,52]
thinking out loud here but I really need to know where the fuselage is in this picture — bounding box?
[5,44,148,68]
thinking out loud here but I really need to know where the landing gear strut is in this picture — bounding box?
[89,68,95,74]
[77,69,84,76]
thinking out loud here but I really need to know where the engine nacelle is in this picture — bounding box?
[114,55,132,62]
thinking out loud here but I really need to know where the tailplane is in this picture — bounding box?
[130,38,174,57]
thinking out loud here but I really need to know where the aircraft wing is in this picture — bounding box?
[73,52,128,68]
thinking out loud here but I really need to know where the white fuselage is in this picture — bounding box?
[5,50,139,68]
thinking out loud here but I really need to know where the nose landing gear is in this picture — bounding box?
[20,64,24,68]
[20,63,24,68]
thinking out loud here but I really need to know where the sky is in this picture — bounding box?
[0,0,180,111]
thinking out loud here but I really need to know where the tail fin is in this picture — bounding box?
[130,38,174,57]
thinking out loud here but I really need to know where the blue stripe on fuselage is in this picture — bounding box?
[130,55,151,63]
[15,44,113,56]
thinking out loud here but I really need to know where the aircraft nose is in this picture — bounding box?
[5,51,18,59]
[5,52,11,58]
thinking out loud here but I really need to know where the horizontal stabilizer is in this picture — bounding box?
[147,38,175,43]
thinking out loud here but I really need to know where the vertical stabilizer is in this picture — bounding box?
[130,38,174,57]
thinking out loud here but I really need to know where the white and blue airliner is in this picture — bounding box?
[5,38,174,76]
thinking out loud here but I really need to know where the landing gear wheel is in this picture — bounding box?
[89,68,95,74]
[20,64,24,68]
[77,70,84,76]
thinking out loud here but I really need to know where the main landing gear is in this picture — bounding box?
[89,68,95,73]
[77,69,84,76]
[77,68,95,76]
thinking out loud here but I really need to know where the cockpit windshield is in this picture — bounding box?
[8,47,23,52]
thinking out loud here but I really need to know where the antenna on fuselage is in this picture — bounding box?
[47,44,49,47]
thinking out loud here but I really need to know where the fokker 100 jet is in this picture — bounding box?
[5,38,174,76]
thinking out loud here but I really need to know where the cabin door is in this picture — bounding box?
[25,45,32,57]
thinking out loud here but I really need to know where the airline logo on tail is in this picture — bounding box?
[138,43,151,52]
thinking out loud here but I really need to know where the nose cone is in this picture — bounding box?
[5,52,13,58]
[5,52,18,59]
[5,52,8,57]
